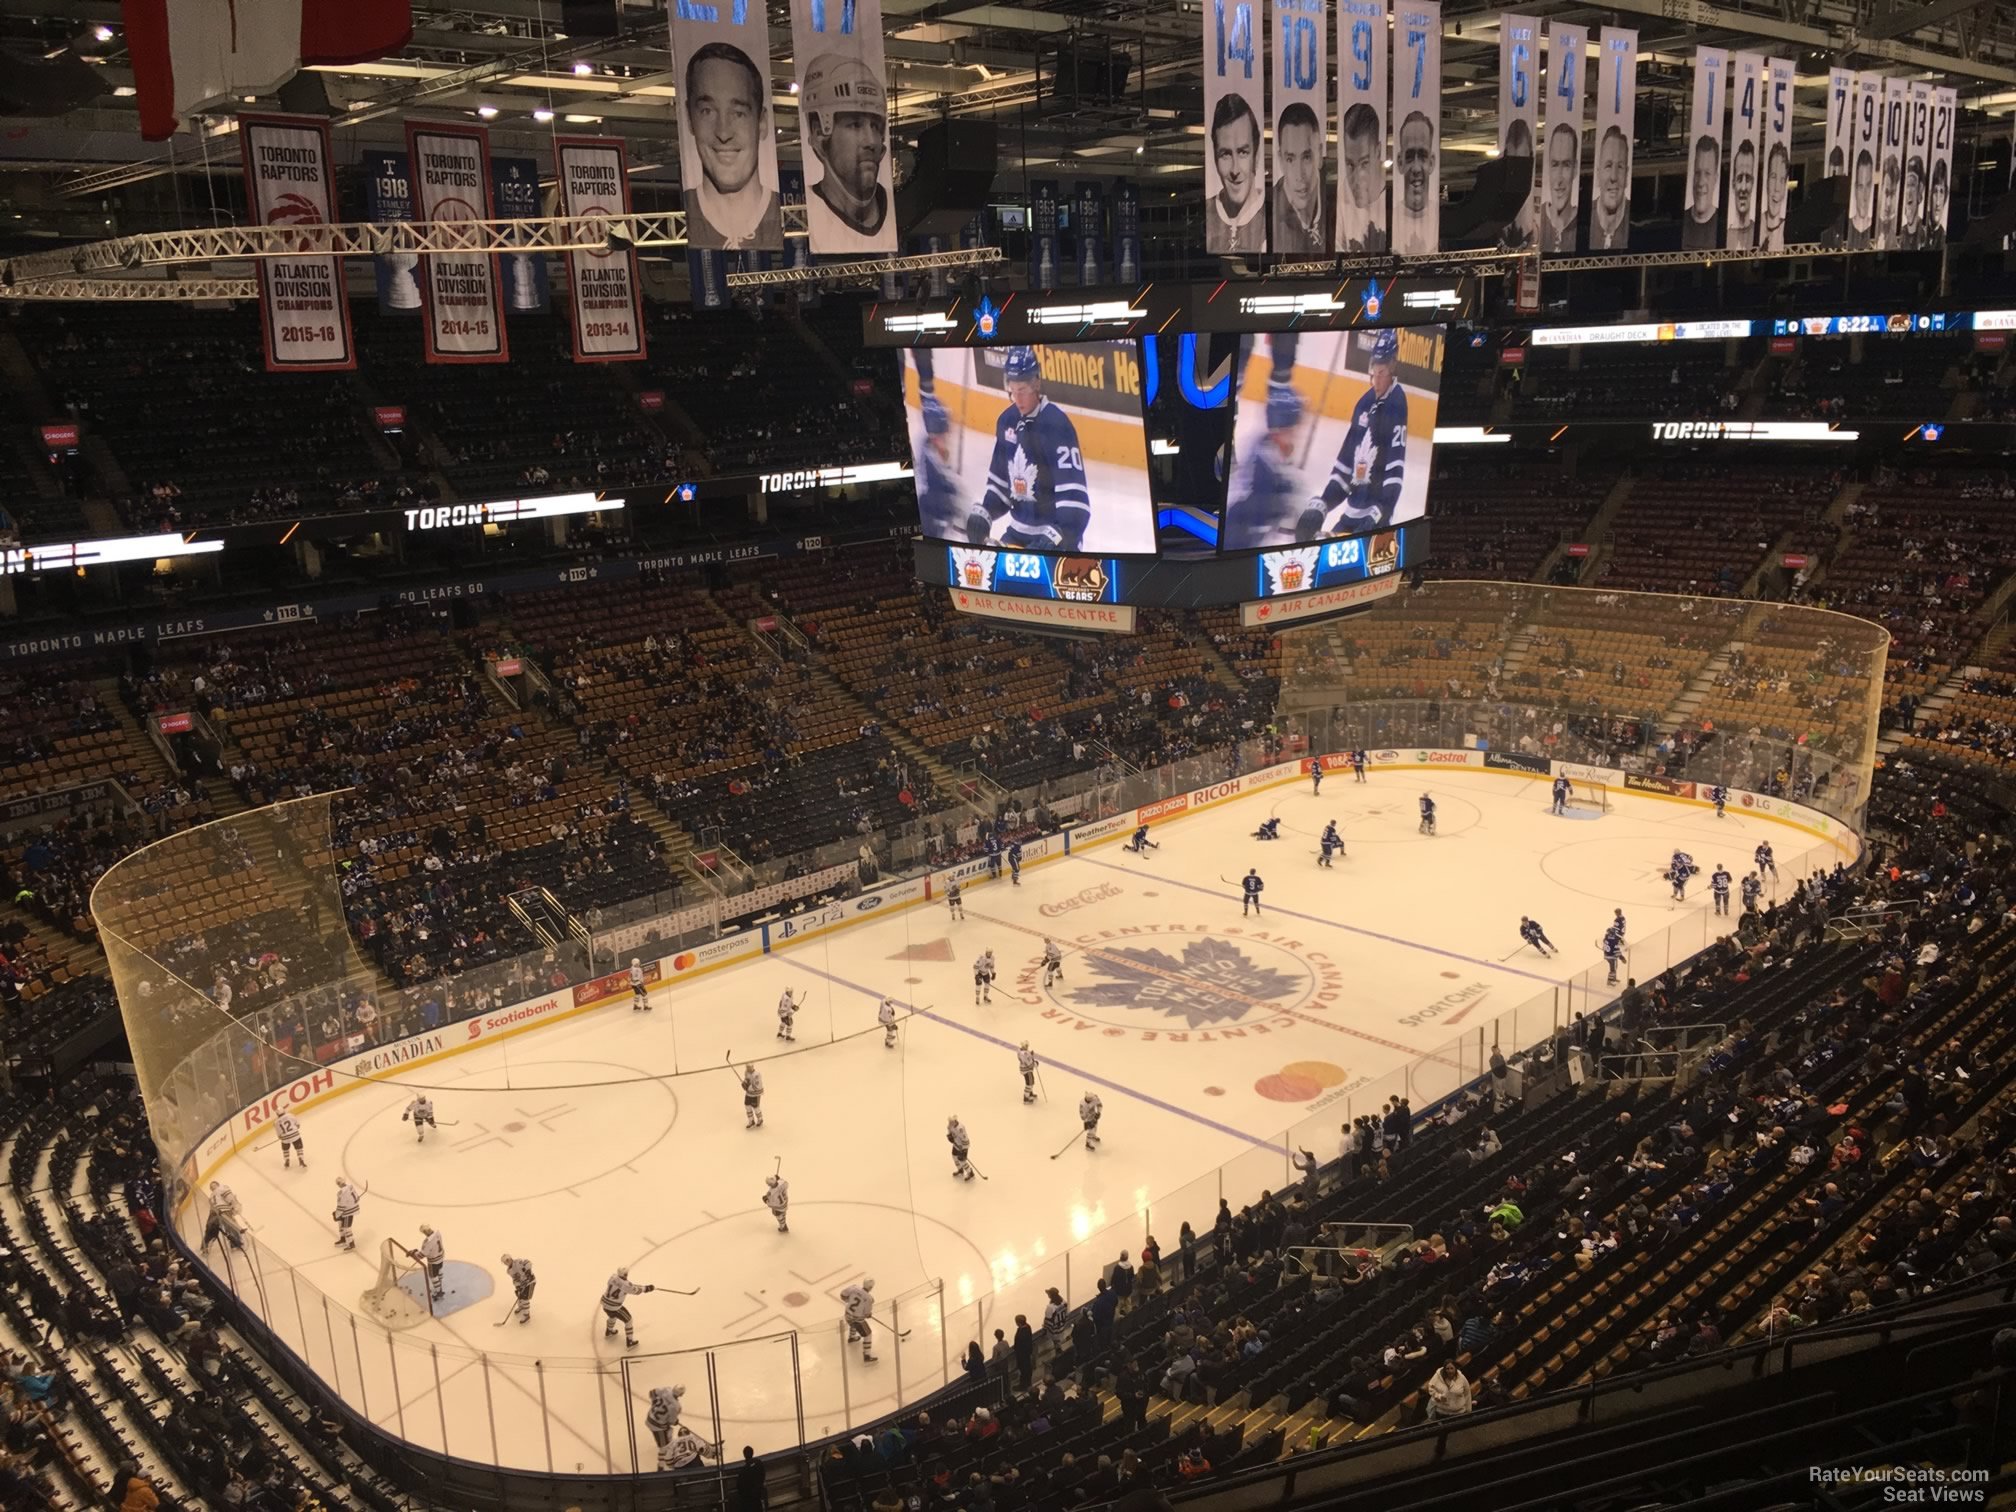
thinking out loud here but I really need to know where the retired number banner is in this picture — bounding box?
[1390,0,1441,256]
[556,136,648,362]
[1204,0,1267,253]
[1682,47,1726,251]
[1876,77,1906,250]
[1591,27,1634,251]
[237,113,354,372]
[1498,13,1539,249]
[789,0,898,254]
[1539,22,1585,254]
[1904,80,1932,249]
[669,0,783,251]
[1761,59,1793,251]
[1849,73,1881,248]
[1335,0,1388,254]
[1929,86,1956,248]
[1270,0,1327,254]
[1824,66,1853,188]
[405,121,508,364]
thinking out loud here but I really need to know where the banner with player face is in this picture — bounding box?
[789,0,897,254]
[493,156,550,315]
[1930,86,1956,248]
[1876,76,1906,249]
[1335,0,1388,254]
[1391,1,1441,255]
[899,342,1156,556]
[1760,59,1794,252]
[1591,27,1635,251]
[405,121,508,364]
[1682,47,1727,251]
[1725,53,1763,249]
[1539,22,1585,254]
[1497,14,1539,249]
[1904,79,1933,249]
[1270,0,1327,255]
[1204,0,1267,253]
[670,0,783,252]
[1849,72,1881,248]
[556,136,648,362]
[1824,67,1853,189]
[237,113,355,372]
[1222,326,1443,552]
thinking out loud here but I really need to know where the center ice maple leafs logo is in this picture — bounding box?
[1069,936,1300,1029]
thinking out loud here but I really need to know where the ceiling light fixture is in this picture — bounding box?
[533,107,555,122]
[572,60,594,76]
[477,104,499,118]
[93,25,114,41]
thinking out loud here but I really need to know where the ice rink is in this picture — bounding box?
[182,769,1844,1469]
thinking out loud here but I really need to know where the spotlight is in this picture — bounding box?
[572,60,594,76]
[533,107,555,123]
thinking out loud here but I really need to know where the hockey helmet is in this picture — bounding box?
[801,53,885,138]
[765,1174,780,1188]
[501,1254,514,1266]
[631,957,640,966]
[1020,1040,1030,1050]
[862,1277,875,1291]
[208,1180,220,1192]
[421,1224,434,1235]
[617,1266,630,1278]
[1368,328,1401,366]
[1001,346,1041,385]
[922,395,952,436]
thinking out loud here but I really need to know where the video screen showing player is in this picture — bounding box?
[1221,327,1444,552]
[900,342,1157,555]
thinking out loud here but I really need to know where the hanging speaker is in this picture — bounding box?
[896,122,999,240]
[1441,155,1535,243]
[1786,173,1848,245]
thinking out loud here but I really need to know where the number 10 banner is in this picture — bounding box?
[1269,0,1327,254]
[405,120,508,364]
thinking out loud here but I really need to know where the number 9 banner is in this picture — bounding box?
[1335,0,1388,255]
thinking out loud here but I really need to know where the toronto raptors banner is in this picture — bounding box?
[1904,79,1932,248]
[1591,27,1634,251]
[789,0,898,254]
[404,120,507,364]
[1929,86,1956,247]
[556,136,648,361]
[1760,59,1794,251]
[1726,53,1763,249]
[669,0,783,251]
[1824,67,1853,188]
[1876,76,1906,249]
[1204,0,1266,252]
[1335,0,1388,253]
[1270,0,1327,254]
[237,113,354,372]
[361,149,419,315]
[1849,72,1881,248]
[1539,22,1585,254]
[1682,47,1726,251]
[493,155,550,315]
[1390,0,1440,255]
[1497,14,1539,249]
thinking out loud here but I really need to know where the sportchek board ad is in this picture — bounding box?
[901,341,1157,556]
[237,114,354,372]
[556,136,648,362]
[1222,325,1442,551]
[404,121,508,363]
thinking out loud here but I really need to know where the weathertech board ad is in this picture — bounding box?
[901,342,1157,556]
[237,114,354,372]
[556,137,648,361]
[404,121,508,363]
[1223,326,1442,551]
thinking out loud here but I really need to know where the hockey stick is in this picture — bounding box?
[494,1297,521,1326]
[654,1286,701,1296]
[1048,1129,1084,1160]
[434,1120,461,1127]
[774,1155,782,1178]
[964,1163,989,1182]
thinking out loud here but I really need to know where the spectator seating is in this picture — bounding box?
[1419,455,1612,581]
[1510,342,1741,422]
[1771,334,1967,420]
[1600,463,1843,596]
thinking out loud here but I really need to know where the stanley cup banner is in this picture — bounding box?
[1849,72,1881,248]
[361,149,419,315]
[1930,86,1956,247]
[1539,22,1586,254]
[237,113,355,372]
[1113,179,1142,282]
[1335,0,1388,253]
[1824,66,1853,185]
[1904,79,1932,249]
[1591,27,1635,250]
[1391,0,1441,255]
[493,155,550,315]
[1270,0,1327,254]
[1760,58,1794,251]
[1497,14,1539,249]
[1876,76,1906,249]
[1682,47,1727,250]
[556,136,648,362]
[1204,0,1267,252]
[1075,180,1106,283]
[1726,52,1763,249]
[404,120,508,364]
[669,0,783,251]
[789,0,898,254]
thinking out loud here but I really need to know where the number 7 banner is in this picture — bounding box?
[1335,0,1387,254]
[1591,27,1635,251]
[1391,0,1440,255]
[1269,0,1327,254]
[1204,0,1267,252]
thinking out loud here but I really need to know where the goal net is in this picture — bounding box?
[1568,780,1612,812]
[360,1238,433,1330]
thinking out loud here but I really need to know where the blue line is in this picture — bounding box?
[783,957,1282,1154]
[1074,853,1563,987]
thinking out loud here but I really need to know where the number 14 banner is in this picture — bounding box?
[1204,0,1267,253]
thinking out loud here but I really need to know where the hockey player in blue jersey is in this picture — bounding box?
[1318,821,1342,867]
[1299,328,1409,539]
[1126,825,1158,855]
[1710,864,1733,916]
[985,831,1003,880]
[1253,817,1282,841]
[1224,384,1308,550]
[1754,841,1777,881]
[1351,749,1367,782]
[1311,762,1323,796]
[1518,916,1556,958]
[1008,840,1023,885]
[965,347,1092,552]
[1551,775,1571,815]
[1612,908,1627,943]
[909,349,966,540]
[1241,868,1265,916]
[1418,793,1437,835]
[1601,925,1626,985]
[1741,872,1763,913]
[1668,849,1697,901]
[1710,784,1728,817]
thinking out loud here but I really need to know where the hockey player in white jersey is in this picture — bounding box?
[502,1254,536,1323]
[777,988,799,1042]
[202,1181,246,1252]
[660,1422,720,1469]
[416,1223,446,1301]
[274,1109,305,1169]
[946,879,965,921]
[630,957,650,1011]
[646,1385,686,1459]
[973,950,996,1005]
[762,1173,790,1232]
[332,1176,361,1250]
[403,1093,437,1143]
[738,1064,765,1128]
[1041,938,1064,988]
[1018,1042,1040,1104]
[602,1267,654,1346]
[947,1116,976,1180]
[839,1277,878,1362]
[1078,1091,1104,1151]
[878,996,899,1049]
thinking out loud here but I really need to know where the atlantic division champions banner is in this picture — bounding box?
[1497,13,1539,249]
[1335,0,1388,254]
[669,0,783,252]
[1266,0,1326,255]
[1390,0,1440,256]
[1682,46,1726,251]
[404,120,507,364]
[1591,27,1635,251]
[1204,0,1267,253]
[237,113,355,372]
[556,136,648,362]
[1726,52,1763,250]
[1761,58,1793,252]
[789,0,898,254]
[1539,21,1585,255]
